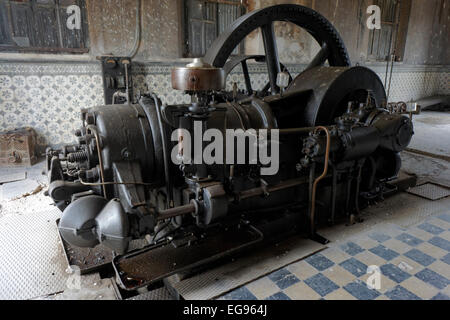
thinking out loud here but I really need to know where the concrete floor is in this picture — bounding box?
[0,111,449,300]
[408,111,450,159]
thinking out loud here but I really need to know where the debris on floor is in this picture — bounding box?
[0,163,52,218]
[0,186,53,218]
[0,179,43,201]
[33,278,119,300]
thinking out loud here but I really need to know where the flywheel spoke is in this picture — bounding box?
[261,23,281,94]
[304,43,329,72]
[241,60,253,95]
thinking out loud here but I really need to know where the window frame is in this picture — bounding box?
[0,0,89,54]
[367,0,411,62]
[183,0,245,58]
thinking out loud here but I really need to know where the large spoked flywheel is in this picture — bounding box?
[204,4,351,95]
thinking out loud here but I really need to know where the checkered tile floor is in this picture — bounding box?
[218,213,450,300]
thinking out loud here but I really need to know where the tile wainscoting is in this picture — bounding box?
[0,60,448,151]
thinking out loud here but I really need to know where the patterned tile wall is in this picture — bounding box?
[0,61,448,151]
[0,62,104,150]
[373,70,450,102]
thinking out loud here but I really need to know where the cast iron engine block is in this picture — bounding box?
[46,4,414,289]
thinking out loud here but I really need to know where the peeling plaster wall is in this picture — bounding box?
[86,0,182,60]
[403,0,449,65]
[311,0,371,64]
[86,0,137,57]
[0,0,446,64]
[244,0,318,64]
[136,0,182,60]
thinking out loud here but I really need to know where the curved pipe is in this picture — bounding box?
[310,126,331,234]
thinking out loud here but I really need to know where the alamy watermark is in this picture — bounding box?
[65,4,383,31]
[66,5,81,30]
[367,5,382,30]
[366,265,381,290]
[171,121,280,176]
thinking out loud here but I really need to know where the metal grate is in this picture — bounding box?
[407,183,450,201]
[0,208,69,300]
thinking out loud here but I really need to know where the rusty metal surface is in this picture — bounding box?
[113,225,263,290]
[0,127,37,168]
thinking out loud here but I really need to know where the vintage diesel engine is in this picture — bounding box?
[46,5,414,289]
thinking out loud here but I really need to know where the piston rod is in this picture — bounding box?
[156,176,315,221]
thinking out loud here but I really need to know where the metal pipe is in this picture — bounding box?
[238,177,309,201]
[309,126,331,234]
[354,162,364,217]
[345,170,352,217]
[387,53,395,101]
[157,203,196,221]
[112,91,128,104]
[156,176,313,221]
[330,162,338,225]
[308,162,316,222]
[387,0,401,101]
[86,125,107,198]
[123,59,130,104]
[78,178,155,187]
[279,127,313,135]
[278,126,335,136]
[278,127,328,135]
